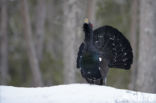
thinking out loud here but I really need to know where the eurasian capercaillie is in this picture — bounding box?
[77,18,133,85]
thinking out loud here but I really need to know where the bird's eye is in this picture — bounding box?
[99,57,102,61]
[90,23,93,28]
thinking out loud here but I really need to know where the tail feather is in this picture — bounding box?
[93,26,133,69]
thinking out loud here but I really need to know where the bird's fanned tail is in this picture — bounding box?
[93,26,133,69]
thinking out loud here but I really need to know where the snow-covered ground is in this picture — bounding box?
[0,84,156,103]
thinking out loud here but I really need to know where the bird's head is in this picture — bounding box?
[84,18,89,24]
[83,18,93,33]
[83,18,93,42]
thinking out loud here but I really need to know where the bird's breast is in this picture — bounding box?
[80,52,102,79]
[81,53,99,68]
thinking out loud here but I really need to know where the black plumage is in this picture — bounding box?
[77,19,133,85]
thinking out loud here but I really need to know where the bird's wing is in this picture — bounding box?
[98,57,109,85]
[77,43,85,68]
[93,26,133,69]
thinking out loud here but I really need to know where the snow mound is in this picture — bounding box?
[0,84,156,103]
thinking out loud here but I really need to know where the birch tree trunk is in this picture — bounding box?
[35,0,46,61]
[0,0,9,84]
[87,0,96,24]
[62,0,87,83]
[62,0,77,83]
[136,0,156,93]
[20,0,43,86]
[129,0,139,90]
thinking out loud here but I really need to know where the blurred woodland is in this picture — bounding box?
[0,0,156,93]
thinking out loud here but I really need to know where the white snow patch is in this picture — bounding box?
[0,84,156,103]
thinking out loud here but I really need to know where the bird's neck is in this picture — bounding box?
[89,31,94,46]
[84,31,94,48]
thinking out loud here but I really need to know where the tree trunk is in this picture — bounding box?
[87,0,96,24]
[20,0,43,86]
[62,0,77,83]
[0,0,9,85]
[136,0,156,93]
[62,0,87,83]
[129,0,139,90]
[35,0,46,61]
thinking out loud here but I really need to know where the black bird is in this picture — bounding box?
[77,18,133,85]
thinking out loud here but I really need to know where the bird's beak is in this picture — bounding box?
[84,18,89,24]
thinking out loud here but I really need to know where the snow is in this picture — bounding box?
[0,84,156,103]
